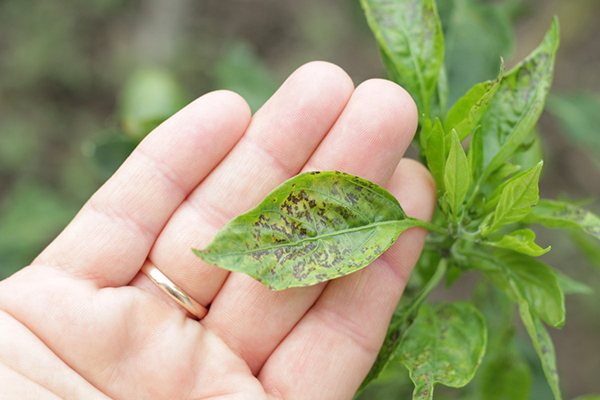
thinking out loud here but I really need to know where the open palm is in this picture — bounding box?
[0,62,435,400]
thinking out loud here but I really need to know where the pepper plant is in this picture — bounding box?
[191,1,600,399]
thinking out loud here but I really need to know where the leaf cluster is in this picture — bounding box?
[190,1,600,399]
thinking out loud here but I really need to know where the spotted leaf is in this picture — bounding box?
[193,171,425,290]
[398,301,487,400]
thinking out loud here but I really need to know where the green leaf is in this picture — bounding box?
[518,304,562,400]
[445,61,504,141]
[398,301,487,400]
[213,41,277,113]
[424,118,446,192]
[485,251,565,328]
[484,228,550,257]
[554,270,593,295]
[522,199,600,241]
[481,161,542,235]
[360,0,444,118]
[480,18,559,180]
[444,130,471,218]
[443,0,516,104]
[119,68,187,140]
[546,92,600,170]
[194,171,430,290]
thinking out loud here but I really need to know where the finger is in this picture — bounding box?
[203,79,418,374]
[258,159,436,399]
[134,62,354,305]
[35,91,251,287]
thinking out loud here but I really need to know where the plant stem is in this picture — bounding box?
[402,257,448,317]
[407,218,448,235]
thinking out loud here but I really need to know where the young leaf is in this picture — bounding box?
[484,228,550,257]
[445,61,504,141]
[522,199,600,241]
[193,171,430,290]
[481,161,543,235]
[424,118,446,192]
[480,18,559,180]
[484,251,565,328]
[518,304,563,400]
[360,0,444,118]
[398,302,487,400]
[444,130,471,218]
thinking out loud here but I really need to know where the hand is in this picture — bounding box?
[0,62,435,400]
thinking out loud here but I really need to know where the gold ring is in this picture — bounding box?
[141,262,208,319]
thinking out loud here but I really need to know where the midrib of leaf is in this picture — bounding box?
[206,219,412,257]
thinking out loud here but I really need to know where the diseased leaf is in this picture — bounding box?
[445,61,504,141]
[484,251,565,328]
[444,130,471,219]
[398,301,487,400]
[480,18,559,180]
[360,0,444,117]
[572,396,600,400]
[554,270,593,295]
[522,199,600,241]
[518,304,563,400]
[424,118,446,192]
[484,228,550,257]
[194,171,428,290]
[481,161,542,235]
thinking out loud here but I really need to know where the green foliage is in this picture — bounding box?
[194,171,438,290]
[192,2,600,399]
[397,301,487,400]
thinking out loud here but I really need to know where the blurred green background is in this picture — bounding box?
[0,0,598,398]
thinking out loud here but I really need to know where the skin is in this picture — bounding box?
[0,62,435,400]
